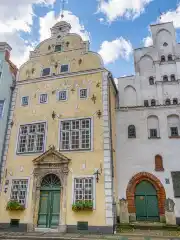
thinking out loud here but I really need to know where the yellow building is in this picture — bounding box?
[0,21,118,234]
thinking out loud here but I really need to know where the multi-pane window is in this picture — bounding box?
[21,96,29,106]
[170,127,178,137]
[128,125,136,138]
[60,118,91,151]
[74,177,93,202]
[58,90,67,101]
[80,89,88,99]
[149,129,158,138]
[17,122,46,153]
[10,179,28,206]
[40,94,48,104]
[42,68,50,76]
[60,64,69,73]
[0,100,4,118]
[55,45,62,52]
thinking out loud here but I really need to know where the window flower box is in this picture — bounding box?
[72,200,93,212]
[6,200,25,211]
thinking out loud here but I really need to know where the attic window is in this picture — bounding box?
[163,42,168,47]
[57,35,61,39]
[55,45,62,52]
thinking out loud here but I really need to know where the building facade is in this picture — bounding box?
[0,21,118,233]
[0,43,17,181]
[117,22,180,223]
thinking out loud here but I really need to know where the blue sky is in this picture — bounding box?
[1,0,180,78]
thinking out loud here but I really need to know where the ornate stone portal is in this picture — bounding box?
[29,146,71,232]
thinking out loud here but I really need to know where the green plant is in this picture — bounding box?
[72,200,93,212]
[6,200,25,211]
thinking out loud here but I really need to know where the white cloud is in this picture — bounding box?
[99,17,104,23]
[143,36,153,47]
[40,10,90,42]
[158,4,180,28]
[98,37,133,64]
[97,0,152,22]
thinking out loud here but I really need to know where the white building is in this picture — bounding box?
[116,22,180,224]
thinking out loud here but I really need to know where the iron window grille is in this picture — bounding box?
[128,125,136,138]
[40,94,47,104]
[149,129,158,138]
[60,118,91,151]
[170,127,179,137]
[80,89,88,99]
[10,180,28,206]
[74,177,93,203]
[21,96,29,106]
[17,122,46,154]
[42,68,50,76]
[58,91,67,101]
[0,100,4,118]
[60,64,69,73]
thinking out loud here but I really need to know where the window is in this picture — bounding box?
[17,122,46,153]
[151,99,156,106]
[168,54,173,61]
[39,94,47,104]
[10,179,28,206]
[171,172,180,197]
[170,127,178,137]
[147,115,159,139]
[163,42,168,47]
[155,155,164,171]
[55,45,62,52]
[161,55,166,62]
[42,68,50,76]
[60,64,69,73]
[163,75,168,82]
[171,74,176,81]
[80,89,88,99]
[144,100,149,107]
[0,100,4,118]
[128,125,136,138]
[74,177,93,202]
[21,96,29,106]
[58,90,67,101]
[60,118,91,151]
[0,72,2,78]
[165,98,171,105]
[173,98,178,105]
[149,77,154,85]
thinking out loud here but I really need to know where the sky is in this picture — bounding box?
[0,0,180,78]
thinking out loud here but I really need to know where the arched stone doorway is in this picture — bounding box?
[37,174,61,228]
[126,172,166,222]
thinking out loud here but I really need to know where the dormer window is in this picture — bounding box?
[168,54,173,61]
[171,74,176,81]
[163,75,168,82]
[161,56,166,62]
[149,77,154,85]
[60,64,69,73]
[55,45,62,52]
[42,68,50,77]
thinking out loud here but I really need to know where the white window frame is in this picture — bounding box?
[0,100,5,119]
[57,90,68,101]
[9,177,30,209]
[60,64,69,73]
[79,88,88,99]
[58,117,93,152]
[16,121,47,154]
[21,96,29,107]
[72,175,96,209]
[41,67,51,77]
[39,93,48,104]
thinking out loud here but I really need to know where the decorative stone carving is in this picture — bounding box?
[165,198,176,225]
[119,198,129,224]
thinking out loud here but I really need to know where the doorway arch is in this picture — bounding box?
[38,174,61,228]
[126,172,166,222]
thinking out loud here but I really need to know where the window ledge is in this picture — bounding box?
[148,137,161,139]
[169,136,180,139]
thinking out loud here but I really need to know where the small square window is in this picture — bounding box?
[149,129,157,138]
[39,94,48,104]
[58,91,67,101]
[42,68,50,76]
[21,96,29,106]
[60,64,69,73]
[170,127,178,137]
[80,89,88,99]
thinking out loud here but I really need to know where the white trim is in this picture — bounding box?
[15,120,48,156]
[59,64,70,74]
[71,175,96,209]
[8,177,31,209]
[0,99,5,119]
[21,96,29,107]
[58,117,93,152]
[39,93,48,104]
[41,67,52,77]
[79,88,89,100]
[57,90,68,102]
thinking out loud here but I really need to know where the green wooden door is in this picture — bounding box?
[135,181,159,221]
[37,174,61,228]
